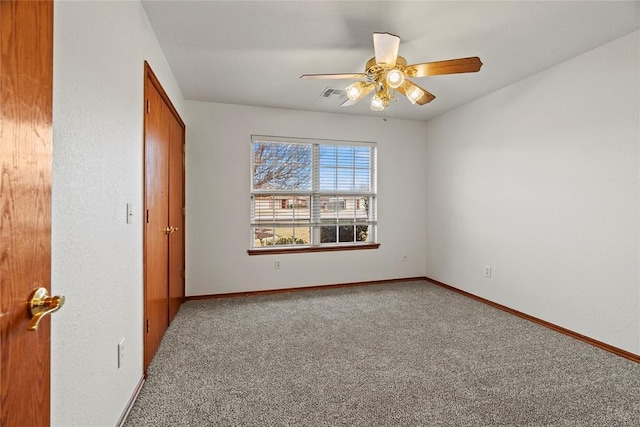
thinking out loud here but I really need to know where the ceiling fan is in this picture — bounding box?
[301,32,482,111]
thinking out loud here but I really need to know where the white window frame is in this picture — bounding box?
[250,135,377,252]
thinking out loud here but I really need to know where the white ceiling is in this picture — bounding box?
[141,1,640,121]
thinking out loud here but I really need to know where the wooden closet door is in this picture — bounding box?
[143,77,170,370]
[143,62,185,371]
[168,115,184,323]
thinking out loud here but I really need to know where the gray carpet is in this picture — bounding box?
[124,281,640,426]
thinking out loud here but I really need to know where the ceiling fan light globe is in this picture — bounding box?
[346,82,364,101]
[370,95,385,111]
[386,69,404,89]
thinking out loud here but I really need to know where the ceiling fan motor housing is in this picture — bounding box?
[365,55,408,76]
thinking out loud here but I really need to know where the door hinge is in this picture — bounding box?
[146,319,149,333]
[146,100,150,114]
[146,209,149,224]
[182,206,185,215]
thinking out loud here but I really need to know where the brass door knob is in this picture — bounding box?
[27,287,65,331]
[163,226,179,234]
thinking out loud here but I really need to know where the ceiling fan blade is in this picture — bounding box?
[406,57,483,77]
[396,80,436,105]
[300,73,366,80]
[373,32,400,67]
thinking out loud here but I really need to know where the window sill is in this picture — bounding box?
[247,243,380,256]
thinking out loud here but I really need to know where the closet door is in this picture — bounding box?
[143,62,185,371]
[143,74,170,370]
[168,116,185,324]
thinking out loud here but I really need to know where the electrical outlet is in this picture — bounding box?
[118,338,125,368]
[275,260,281,269]
[484,266,492,278]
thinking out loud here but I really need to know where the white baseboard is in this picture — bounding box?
[116,376,145,427]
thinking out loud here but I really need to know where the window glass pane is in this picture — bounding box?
[320,196,343,219]
[268,227,311,245]
[263,196,308,223]
[253,195,274,223]
[320,226,337,243]
[339,225,355,243]
[354,147,370,168]
[274,200,293,221]
[252,142,311,190]
[253,195,311,223]
[319,166,337,191]
[356,225,370,242]
[355,197,370,220]
[290,196,311,221]
[335,225,370,242]
[336,168,353,191]
[337,196,356,221]
[253,227,275,246]
[336,146,354,166]
[354,169,370,191]
[319,145,337,166]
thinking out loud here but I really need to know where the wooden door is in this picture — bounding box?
[143,74,170,370]
[168,113,185,323]
[0,1,54,426]
[143,63,185,371]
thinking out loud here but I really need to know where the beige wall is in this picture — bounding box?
[52,1,185,425]
[423,31,640,354]
[185,101,430,295]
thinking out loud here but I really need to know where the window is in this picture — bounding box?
[250,135,377,252]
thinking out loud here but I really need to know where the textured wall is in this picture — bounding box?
[423,31,640,354]
[52,1,185,425]
[185,102,429,296]
[49,2,639,424]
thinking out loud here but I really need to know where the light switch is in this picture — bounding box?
[126,203,133,224]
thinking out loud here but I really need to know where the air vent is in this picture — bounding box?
[319,87,346,99]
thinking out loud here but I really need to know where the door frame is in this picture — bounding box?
[142,62,185,372]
